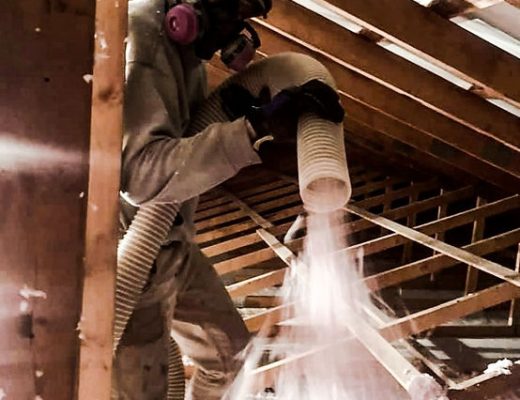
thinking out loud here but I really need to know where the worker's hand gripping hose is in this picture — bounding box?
[114,52,350,398]
[187,52,352,212]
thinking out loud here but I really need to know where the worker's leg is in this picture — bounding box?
[171,245,251,400]
[112,241,190,400]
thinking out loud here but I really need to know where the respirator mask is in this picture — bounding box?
[164,0,271,71]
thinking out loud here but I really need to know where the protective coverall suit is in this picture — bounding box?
[113,0,263,398]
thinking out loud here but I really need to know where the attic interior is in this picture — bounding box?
[1,0,519,399]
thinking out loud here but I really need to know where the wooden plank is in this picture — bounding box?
[0,1,107,399]
[380,283,520,341]
[205,186,472,260]
[344,109,520,190]
[228,269,287,298]
[196,219,258,244]
[401,184,419,263]
[198,180,440,246]
[196,196,231,212]
[508,244,520,327]
[195,201,238,221]
[200,179,440,248]
[77,0,127,398]
[464,197,487,294]
[201,222,291,257]
[346,203,520,287]
[345,124,480,188]
[195,209,247,231]
[244,304,291,332]
[245,185,298,206]
[214,246,274,275]
[323,0,520,105]
[214,182,444,272]
[218,188,273,229]
[236,179,289,199]
[253,0,520,149]
[364,228,520,291]
[243,295,283,308]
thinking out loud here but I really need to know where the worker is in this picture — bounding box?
[114,0,345,399]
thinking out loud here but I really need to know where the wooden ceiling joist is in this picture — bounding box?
[364,227,520,291]
[347,203,520,287]
[254,0,520,150]
[321,0,520,106]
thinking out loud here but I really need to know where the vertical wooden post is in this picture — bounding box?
[401,182,418,263]
[508,244,520,329]
[464,197,487,295]
[430,188,449,281]
[77,0,127,398]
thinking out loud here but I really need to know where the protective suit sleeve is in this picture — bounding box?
[122,61,262,205]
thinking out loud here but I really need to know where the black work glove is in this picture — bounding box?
[221,79,344,147]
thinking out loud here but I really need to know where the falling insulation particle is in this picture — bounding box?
[35,27,41,32]
[98,32,108,50]
[19,301,30,314]
[90,203,99,212]
[82,75,93,84]
[0,388,5,400]
[35,370,44,378]
[484,358,514,376]
[19,285,47,300]
[408,374,448,400]
[35,396,43,400]
[115,1,119,7]
[76,317,86,341]
[79,191,85,198]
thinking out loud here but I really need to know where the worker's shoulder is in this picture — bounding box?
[127,0,166,64]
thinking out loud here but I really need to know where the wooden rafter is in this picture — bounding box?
[345,203,520,287]
[253,0,520,150]
[207,39,520,191]
[364,228,520,291]
[322,0,520,105]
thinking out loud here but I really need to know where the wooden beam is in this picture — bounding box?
[322,0,520,105]
[228,269,286,298]
[77,0,127,398]
[244,304,291,332]
[243,295,282,308]
[401,184,419,263]
[254,0,520,149]
[212,181,441,273]
[463,197,487,294]
[195,202,238,221]
[364,228,520,291]
[218,188,273,229]
[380,283,520,341]
[203,186,469,259]
[344,108,520,191]
[508,244,520,327]
[345,124,480,188]
[346,203,520,287]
